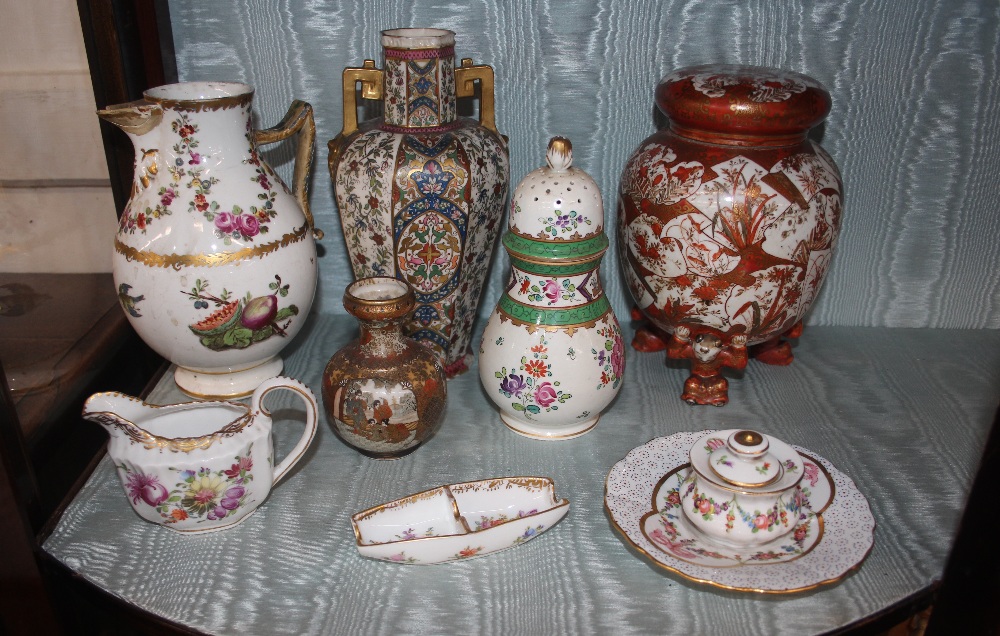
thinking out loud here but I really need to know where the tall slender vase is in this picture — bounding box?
[328,28,510,377]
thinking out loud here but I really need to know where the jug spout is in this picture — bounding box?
[82,392,149,439]
[97,99,163,137]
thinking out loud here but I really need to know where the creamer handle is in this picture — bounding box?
[251,377,319,485]
[327,60,383,177]
[254,101,323,239]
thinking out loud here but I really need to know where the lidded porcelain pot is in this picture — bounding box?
[683,429,805,547]
[479,138,624,440]
[98,82,320,399]
[618,65,843,406]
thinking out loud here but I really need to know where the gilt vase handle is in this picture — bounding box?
[455,58,503,141]
[327,60,384,178]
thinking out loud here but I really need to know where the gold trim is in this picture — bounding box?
[86,392,253,453]
[496,306,605,336]
[144,91,253,112]
[176,358,277,377]
[604,448,869,595]
[343,277,416,321]
[253,100,322,239]
[690,451,804,496]
[352,476,566,547]
[708,461,783,489]
[502,416,599,439]
[97,99,163,136]
[115,223,309,270]
[329,61,384,175]
[176,385,255,400]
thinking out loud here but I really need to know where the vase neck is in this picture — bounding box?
[358,319,408,357]
[381,43,457,131]
[156,103,255,164]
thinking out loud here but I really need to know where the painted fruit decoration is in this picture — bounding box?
[184,275,298,352]
[618,64,842,406]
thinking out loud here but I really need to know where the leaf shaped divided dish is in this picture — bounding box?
[352,476,569,564]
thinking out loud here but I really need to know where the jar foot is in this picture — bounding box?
[500,412,599,440]
[750,322,803,366]
[174,356,284,400]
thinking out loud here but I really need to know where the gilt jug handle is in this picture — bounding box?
[251,377,319,485]
[455,58,504,142]
[253,101,323,239]
[328,60,384,176]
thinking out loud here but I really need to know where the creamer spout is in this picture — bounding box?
[81,392,147,439]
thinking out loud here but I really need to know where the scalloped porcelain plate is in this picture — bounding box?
[352,477,569,564]
[605,431,875,593]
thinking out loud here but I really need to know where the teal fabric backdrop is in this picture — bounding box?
[169,0,1000,328]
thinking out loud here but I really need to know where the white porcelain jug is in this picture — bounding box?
[98,82,320,399]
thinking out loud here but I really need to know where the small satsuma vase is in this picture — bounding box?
[328,28,510,377]
[322,277,447,458]
[479,138,624,440]
[618,64,843,406]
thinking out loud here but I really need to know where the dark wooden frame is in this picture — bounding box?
[0,3,175,635]
[77,0,177,215]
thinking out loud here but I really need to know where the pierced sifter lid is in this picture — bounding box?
[690,429,804,493]
[507,137,604,244]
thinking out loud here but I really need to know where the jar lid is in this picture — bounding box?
[508,137,604,245]
[656,64,831,142]
[690,429,804,493]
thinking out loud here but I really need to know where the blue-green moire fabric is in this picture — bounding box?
[167,0,1000,329]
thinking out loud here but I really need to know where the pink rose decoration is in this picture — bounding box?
[803,462,820,487]
[610,334,625,378]
[542,279,560,302]
[534,382,557,407]
[236,213,260,237]
[698,499,712,514]
[754,514,770,529]
[215,211,236,233]
[160,188,176,206]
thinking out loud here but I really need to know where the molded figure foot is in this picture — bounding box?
[667,326,748,407]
